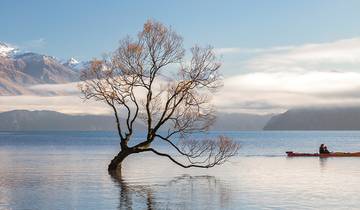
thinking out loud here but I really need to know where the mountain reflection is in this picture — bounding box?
[109,171,232,210]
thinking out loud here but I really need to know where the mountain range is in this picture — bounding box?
[0,42,86,95]
[0,110,145,131]
[0,110,270,131]
[2,108,360,131]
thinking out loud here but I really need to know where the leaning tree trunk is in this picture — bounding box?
[108,150,131,172]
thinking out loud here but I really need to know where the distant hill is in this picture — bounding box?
[211,112,272,131]
[0,110,271,131]
[264,107,360,130]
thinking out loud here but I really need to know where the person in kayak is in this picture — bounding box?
[323,146,330,154]
[319,144,331,154]
[319,144,325,154]
[319,144,330,154]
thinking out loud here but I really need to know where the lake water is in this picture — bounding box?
[1,131,360,209]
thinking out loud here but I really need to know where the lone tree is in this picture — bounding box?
[80,20,239,172]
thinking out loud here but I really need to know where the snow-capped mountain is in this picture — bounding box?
[0,42,17,57]
[14,52,79,83]
[0,41,81,95]
[66,57,80,66]
[62,57,89,71]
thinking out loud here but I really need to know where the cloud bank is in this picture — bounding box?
[214,38,360,113]
[215,71,360,114]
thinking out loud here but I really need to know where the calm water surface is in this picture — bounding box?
[1,131,360,209]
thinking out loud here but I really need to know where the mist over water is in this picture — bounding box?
[1,131,360,209]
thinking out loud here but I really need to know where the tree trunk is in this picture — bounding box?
[108,150,131,172]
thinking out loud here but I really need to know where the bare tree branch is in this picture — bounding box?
[142,136,238,168]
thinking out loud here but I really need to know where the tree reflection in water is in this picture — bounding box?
[109,170,232,210]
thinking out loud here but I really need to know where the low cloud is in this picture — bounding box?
[214,71,360,114]
[3,71,360,115]
[0,95,111,115]
[246,38,360,72]
[210,37,360,113]
[28,82,80,95]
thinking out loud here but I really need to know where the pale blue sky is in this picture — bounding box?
[1,0,360,62]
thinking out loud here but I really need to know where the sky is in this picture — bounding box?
[1,0,360,114]
[1,0,360,63]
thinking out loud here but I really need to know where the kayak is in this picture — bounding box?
[286,151,360,157]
